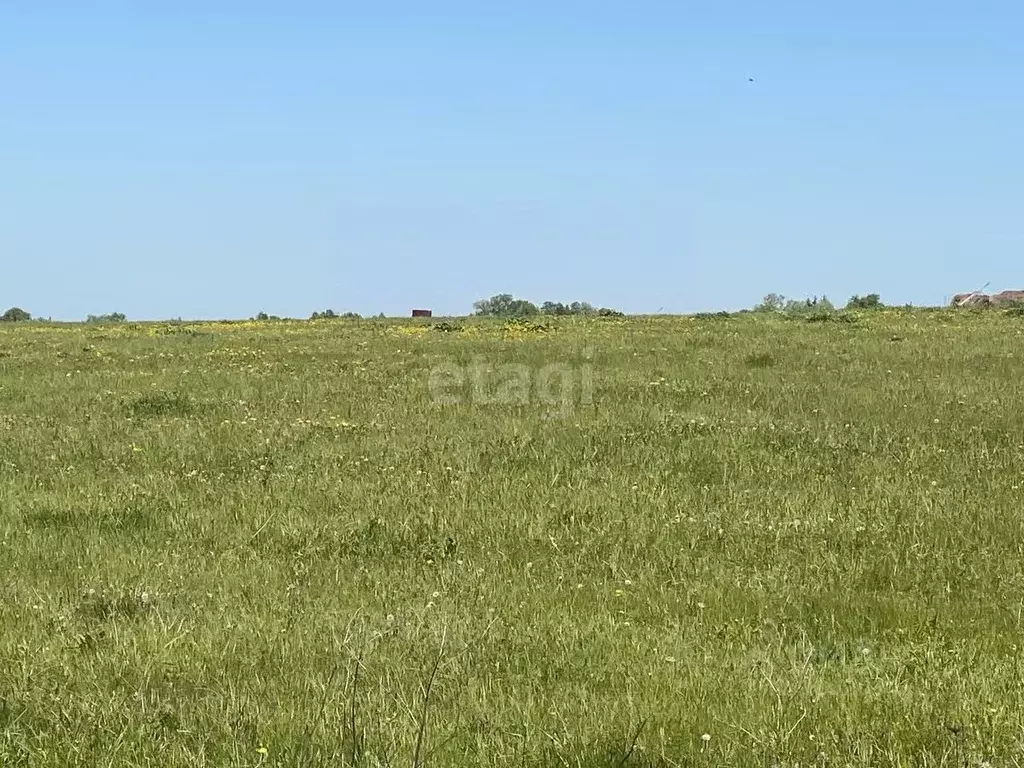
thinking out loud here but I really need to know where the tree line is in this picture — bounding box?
[753,293,884,314]
[0,308,128,323]
[472,294,624,318]
[0,294,884,325]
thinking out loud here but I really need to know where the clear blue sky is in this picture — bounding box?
[2,1,1022,319]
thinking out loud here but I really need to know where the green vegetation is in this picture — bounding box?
[846,293,884,310]
[473,294,623,318]
[310,310,361,320]
[1,307,31,322]
[473,293,542,317]
[86,313,127,324]
[1,309,1022,765]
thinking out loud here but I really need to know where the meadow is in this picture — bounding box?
[1,308,1024,767]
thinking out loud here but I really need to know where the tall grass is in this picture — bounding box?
[1,310,1023,766]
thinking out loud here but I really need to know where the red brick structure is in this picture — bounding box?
[411,309,433,318]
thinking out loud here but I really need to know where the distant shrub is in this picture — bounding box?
[478,294,621,318]
[86,313,126,324]
[311,310,360,320]
[538,301,622,316]
[1,307,30,322]
[754,294,838,317]
[1004,306,1024,317]
[846,294,884,310]
[541,301,592,316]
[754,294,786,312]
[253,312,281,321]
[693,311,731,320]
[785,296,835,316]
[431,322,462,332]
[474,294,540,317]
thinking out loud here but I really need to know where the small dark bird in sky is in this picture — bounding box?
[748,77,755,83]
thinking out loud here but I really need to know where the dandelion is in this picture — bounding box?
[702,733,711,743]
[256,746,268,755]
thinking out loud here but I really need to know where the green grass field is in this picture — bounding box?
[2,309,1023,767]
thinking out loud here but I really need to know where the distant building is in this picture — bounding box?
[951,289,1024,308]
[992,290,1024,306]
[411,309,432,318]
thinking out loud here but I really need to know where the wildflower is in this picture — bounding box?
[702,733,711,742]
[256,746,268,755]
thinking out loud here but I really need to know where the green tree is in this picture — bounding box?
[541,301,569,315]
[473,294,539,317]
[540,300,610,316]
[754,294,786,312]
[86,312,127,323]
[1,307,30,322]
[846,294,883,309]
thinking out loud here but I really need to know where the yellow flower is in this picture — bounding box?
[256,746,268,755]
